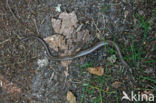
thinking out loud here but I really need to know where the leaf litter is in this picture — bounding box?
[67,91,77,103]
[44,11,91,67]
[87,67,104,76]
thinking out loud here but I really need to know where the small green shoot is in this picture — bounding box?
[101,3,108,12]
[139,76,156,83]
[136,13,152,42]
[115,91,119,103]
[80,62,93,71]
[152,8,156,13]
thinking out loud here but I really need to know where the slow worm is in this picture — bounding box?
[21,36,132,73]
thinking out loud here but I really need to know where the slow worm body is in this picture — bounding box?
[21,36,132,73]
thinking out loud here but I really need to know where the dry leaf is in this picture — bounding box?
[59,11,78,38]
[111,81,121,88]
[61,60,72,67]
[75,29,90,42]
[59,11,77,28]
[49,11,91,68]
[50,11,91,56]
[64,69,69,77]
[87,67,104,76]
[67,91,77,103]
[107,55,117,64]
[51,18,61,33]
[44,35,68,51]
[106,87,110,92]
[44,35,72,67]
[51,11,78,38]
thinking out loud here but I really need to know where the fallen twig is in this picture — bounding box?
[32,18,39,35]
[6,0,20,23]
[92,17,101,34]
[0,38,11,45]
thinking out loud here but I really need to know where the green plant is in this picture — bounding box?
[101,3,109,12]
[139,76,156,83]
[80,62,93,71]
[136,13,152,43]
[80,67,116,103]
[152,8,156,13]
[120,13,153,66]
